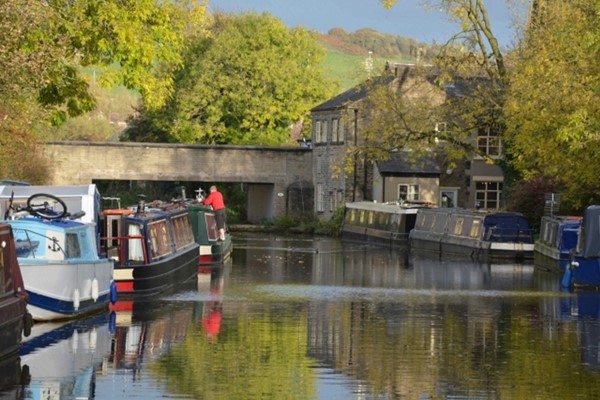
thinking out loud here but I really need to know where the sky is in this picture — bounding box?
[207,0,527,48]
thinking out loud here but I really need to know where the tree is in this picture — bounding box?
[0,0,206,125]
[354,1,511,169]
[504,0,600,210]
[126,12,337,145]
[0,0,206,181]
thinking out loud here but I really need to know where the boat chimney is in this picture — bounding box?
[136,194,147,214]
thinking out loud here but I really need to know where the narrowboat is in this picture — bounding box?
[562,205,600,290]
[341,201,422,246]
[5,193,115,321]
[534,215,580,271]
[0,222,32,358]
[409,207,535,262]
[100,196,200,297]
[187,203,233,266]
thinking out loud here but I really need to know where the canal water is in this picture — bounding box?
[4,232,600,399]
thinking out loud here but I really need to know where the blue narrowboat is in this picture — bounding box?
[562,205,600,289]
[409,207,535,262]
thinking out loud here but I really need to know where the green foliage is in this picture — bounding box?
[504,0,600,210]
[127,12,337,145]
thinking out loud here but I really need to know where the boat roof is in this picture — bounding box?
[417,207,526,218]
[7,217,85,230]
[345,201,426,214]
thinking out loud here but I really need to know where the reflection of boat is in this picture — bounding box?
[560,291,600,370]
[409,207,535,262]
[101,195,200,297]
[19,313,112,399]
[5,193,115,321]
[341,201,421,246]
[410,257,534,291]
[534,215,580,271]
[563,206,600,290]
[0,222,32,359]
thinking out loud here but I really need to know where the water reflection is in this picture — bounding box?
[17,313,111,400]
[4,234,600,399]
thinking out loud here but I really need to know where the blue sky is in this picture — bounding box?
[207,0,526,48]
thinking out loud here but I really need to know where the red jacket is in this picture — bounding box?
[203,191,225,211]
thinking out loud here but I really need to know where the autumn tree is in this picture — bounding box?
[353,0,511,169]
[125,12,337,145]
[0,0,206,181]
[504,0,600,210]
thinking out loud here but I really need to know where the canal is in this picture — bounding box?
[6,232,600,399]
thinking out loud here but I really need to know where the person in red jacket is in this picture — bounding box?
[202,185,227,241]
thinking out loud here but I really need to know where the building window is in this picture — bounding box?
[316,183,324,212]
[322,120,328,144]
[398,184,419,201]
[475,181,503,209]
[329,191,335,212]
[332,118,338,143]
[339,121,345,143]
[478,126,502,157]
[314,120,322,144]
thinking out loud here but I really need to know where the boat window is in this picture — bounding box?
[0,244,6,292]
[470,219,481,238]
[378,213,388,229]
[128,223,145,261]
[389,214,400,232]
[367,211,374,225]
[359,210,366,225]
[65,233,81,259]
[148,220,173,258]
[432,213,448,234]
[172,214,195,249]
[453,217,464,236]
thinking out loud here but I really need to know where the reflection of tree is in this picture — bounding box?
[151,311,316,399]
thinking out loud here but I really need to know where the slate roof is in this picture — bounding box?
[376,152,440,176]
[311,74,396,112]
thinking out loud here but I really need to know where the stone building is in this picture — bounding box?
[310,63,505,220]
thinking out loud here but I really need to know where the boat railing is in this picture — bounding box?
[100,235,149,266]
[486,227,534,243]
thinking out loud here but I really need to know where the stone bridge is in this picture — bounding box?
[42,141,313,223]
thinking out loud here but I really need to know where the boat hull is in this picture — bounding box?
[114,243,199,297]
[199,237,232,266]
[0,292,28,357]
[409,208,535,262]
[20,260,114,321]
[567,258,600,289]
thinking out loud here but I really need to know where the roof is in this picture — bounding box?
[311,74,396,112]
[376,152,440,176]
[312,63,490,113]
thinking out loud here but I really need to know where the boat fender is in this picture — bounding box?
[23,312,33,337]
[71,330,79,352]
[110,280,118,304]
[73,288,80,311]
[90,328,97,350]
[91,278,99,302]
[561,261,577,289]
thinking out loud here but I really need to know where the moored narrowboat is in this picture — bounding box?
[534,215,580,271]
[341,201,423,247]
[101,196,200,298]
[562,205,600,290]
[409,207,535,262]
